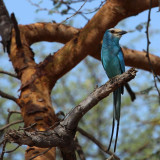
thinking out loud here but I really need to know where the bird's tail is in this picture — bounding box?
[107,87,121,152]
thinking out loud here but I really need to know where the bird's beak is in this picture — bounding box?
[119,30,127,35]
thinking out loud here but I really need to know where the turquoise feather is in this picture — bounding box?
[101,28,127,152]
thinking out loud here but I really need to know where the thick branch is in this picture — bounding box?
[24,21,160,76]
[5,68,137,151]
[62,68,137,129]
[0,0,13,53]
[30,0,158,87]
[23,22,79,45]
[91,47,160,76]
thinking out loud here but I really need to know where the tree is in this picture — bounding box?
[0,0,160,160]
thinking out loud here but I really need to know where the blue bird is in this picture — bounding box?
[101,28,127,152]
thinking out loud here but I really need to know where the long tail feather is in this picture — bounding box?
[107,117,115,151]
[114,120,119,152]
[113,88,121,152]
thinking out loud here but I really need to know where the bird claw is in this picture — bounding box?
[110,77,117,84]
[94,84,98,91]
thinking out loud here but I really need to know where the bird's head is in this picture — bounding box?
[102,28,127,47]
[107,28,127,39]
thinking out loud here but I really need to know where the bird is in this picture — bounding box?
[101,28,127,152]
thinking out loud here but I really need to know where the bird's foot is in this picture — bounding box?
[94,84,98,91]
[110,77,117,84]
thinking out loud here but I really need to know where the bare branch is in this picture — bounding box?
[62,68,137,130]
[145,0,160,103]
[0,90,17,102]
[60,0,88,24]
[0,70,17,78]
[5,68,137,154]
[27,0,56,13]
[0,140,7,160]
[7,109,21,124]
[11,13,22,48]
[29,147,52,160]
[74,138,86,160]
[18,123,36,131]
[0,120,23,132]
[0,0,13,53]
[77,127,120,160]
[5,145,21,153]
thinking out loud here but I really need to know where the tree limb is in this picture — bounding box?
[5,68,137,156]
[0,89,17,102]
[0,0,13,53]
[23,22,160,77]
[0,70,17,78]
[23,0,158,88]
[0,120,23,132]
[77,127,120,160]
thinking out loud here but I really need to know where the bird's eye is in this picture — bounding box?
[110,30,115,33]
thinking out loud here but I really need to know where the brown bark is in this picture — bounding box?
[36,0,159,87]
[10,29,56,160]
[7,0,159,160]
[5,68,137,160]
[91,47,160,75]
[23,22,160,76]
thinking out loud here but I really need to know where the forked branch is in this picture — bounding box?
[4,68,137,158]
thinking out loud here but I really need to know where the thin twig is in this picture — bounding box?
[0,70,17,78]
[5,145,21,153]
[0,140,7,160]
[0,120,23,132]
[66,4,89,21]
[83,1,105,14]
[7,109,21,124]
[77,127,120,160]
[60,0,87,24]
[27,0,56,13]
[18,123,36,131]
[145,0,160,103]
[135,86,153,95]
[75,137,86,160]
[0,89,17,102]
[29,147,52,160]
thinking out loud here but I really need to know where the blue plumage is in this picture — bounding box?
[101,28,127,152]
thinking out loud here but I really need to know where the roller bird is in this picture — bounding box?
[101,28,127,152]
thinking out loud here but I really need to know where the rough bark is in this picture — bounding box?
[22,22,160,76]
[9,29,56,160]
[5,68,137,160]
[5,0,159,160]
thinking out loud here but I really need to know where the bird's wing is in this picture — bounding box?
[117,49,125,73]
[117,49,125,94]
